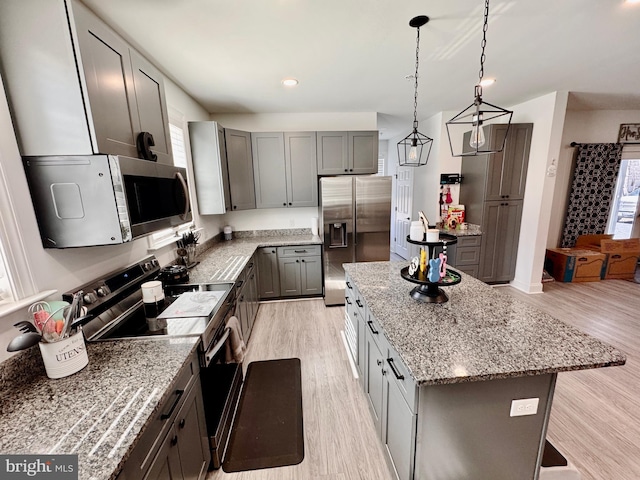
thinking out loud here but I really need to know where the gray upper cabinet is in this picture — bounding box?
[0,0,173,163]
[129,51,172,165]
[349,131,379,174]
[188,121,231,215]
[252,132,318,208]
[225,129,256,211]
[285,132,318,207]
[317,131,378,175]
[252,133,288,208]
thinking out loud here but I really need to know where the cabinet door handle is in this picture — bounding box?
[376,359,382,366]
[233,205,237,210]
[301,259,305,262]
[345,297,352,305]
[160,389,185,420]
[289,202,292,206]
[171,435,178,447]
[355,299,363,308]
[344,168,348,172]
[296,259,299,263]
[387,358,405,380]
[283,202,287,206]
[272,250,276,254]
[367,320,378,335]
[294,250,307,253]
[179,418,186,429]
[346,281,353,290]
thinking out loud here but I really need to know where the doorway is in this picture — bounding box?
[393,167,413,259]
[607,158,640,239]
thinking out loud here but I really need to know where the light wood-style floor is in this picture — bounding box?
[208,277,640,480]
[501,278,640,480]
[206,299,393,480]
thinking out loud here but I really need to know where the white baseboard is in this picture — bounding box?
[339,330,359,380]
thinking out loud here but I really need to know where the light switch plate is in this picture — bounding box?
[510,398,539,417]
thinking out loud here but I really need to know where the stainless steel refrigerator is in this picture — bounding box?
[319,176,392,306]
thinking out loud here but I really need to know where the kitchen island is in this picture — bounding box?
[343,261,625,480]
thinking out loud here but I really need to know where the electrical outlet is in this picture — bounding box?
[510,398,539,417]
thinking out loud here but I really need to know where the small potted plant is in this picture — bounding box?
[177,230,201,267]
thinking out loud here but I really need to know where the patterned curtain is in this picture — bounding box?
[560,143,623,248]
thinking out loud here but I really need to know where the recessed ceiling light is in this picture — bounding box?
[479,78,496,87]
[625,0,640,4]
[282,78,299,87]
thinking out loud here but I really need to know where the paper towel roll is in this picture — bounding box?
[311,217,319,236]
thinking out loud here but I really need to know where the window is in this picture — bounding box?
[169,123,187,168]
[377,153,386,176]
[607,153,640,239]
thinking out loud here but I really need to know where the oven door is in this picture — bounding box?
[199,298,243,470]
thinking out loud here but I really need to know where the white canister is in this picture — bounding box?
[409,221,424,241]
[426,229,440,242]
[141,280,165,317]
[39,331,89,379]
[223,225,233,241]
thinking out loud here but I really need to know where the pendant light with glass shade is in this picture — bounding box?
[445,0,512,157]
[397,15,433,167]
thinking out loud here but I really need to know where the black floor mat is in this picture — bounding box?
[222,358,304,472]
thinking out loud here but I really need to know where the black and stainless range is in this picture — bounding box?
[63,255,242,470]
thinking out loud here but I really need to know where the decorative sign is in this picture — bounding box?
[617,124,640,143]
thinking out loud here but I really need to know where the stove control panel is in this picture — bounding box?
[63,255,161,313]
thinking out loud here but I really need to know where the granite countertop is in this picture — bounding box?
[344,261,626,386]
[189,232,322,283]
[438,223,482,237]
[0,337,198,480]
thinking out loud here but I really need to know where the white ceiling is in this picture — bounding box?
[81,0,640,138]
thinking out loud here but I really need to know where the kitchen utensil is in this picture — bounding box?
[13,320,37,334]
[60,292,82,339]
[159,265,189,286]
[41,315,63,343]
[6,331,42,352]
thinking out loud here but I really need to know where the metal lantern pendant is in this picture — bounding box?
[398,15,433,167]
[445,0,512,157]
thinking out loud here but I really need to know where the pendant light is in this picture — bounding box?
[397,15,433,167]
[445,0,512,157]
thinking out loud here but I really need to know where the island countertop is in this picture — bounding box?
[343,261,626,386]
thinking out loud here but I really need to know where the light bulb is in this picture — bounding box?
[409,145,418,161]
[469,114,485,149]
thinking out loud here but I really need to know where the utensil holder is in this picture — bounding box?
[39,331,89,379]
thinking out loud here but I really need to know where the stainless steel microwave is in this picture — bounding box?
[23,155,192,248]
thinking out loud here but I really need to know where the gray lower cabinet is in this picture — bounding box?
[451,235,482,278]
[257,247,280,299]
[237,257,259,341]
[363,311,417,480]
[478,201,523,283]
[277,245,323,298]
[316,131,378,175]
[225,129,256,211]
[121,352,209,480]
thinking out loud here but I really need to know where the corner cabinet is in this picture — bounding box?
[225,129,256,211]
[460,123,533,284]
[256,247,280,299]
[188,121,232,215]
[252,132,318,208]
[317,131,378,175]
[0,0,172,163]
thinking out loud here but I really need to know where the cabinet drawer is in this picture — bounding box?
[385,345,417,413]
[456,235,482,248]
[456,264,479,278]
[455,246,481,266]
[124,352,199,478]
[277,245,321,257]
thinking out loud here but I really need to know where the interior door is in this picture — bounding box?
[394,168,413,259]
